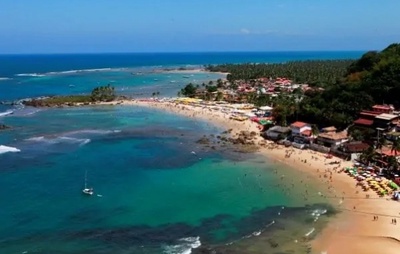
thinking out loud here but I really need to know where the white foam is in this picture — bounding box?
[311,208,327,221]
[16,73,46,77]
[163,237,201,254]
[0,77,11,81]
[46,68,113,75]
[25,136,90,146]
[305,228,315,237]
[0,145,21,154]
[0,110,13,117]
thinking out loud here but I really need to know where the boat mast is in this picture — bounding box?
[84,170,88,189]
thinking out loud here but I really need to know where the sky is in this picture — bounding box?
[1,0,399,53]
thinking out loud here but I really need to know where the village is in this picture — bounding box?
[173,75,400,200]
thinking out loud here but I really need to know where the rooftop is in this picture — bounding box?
[373,105,393,110]
[268,126,291,133]
[354,118,374,126]
[375,113,398,121]
[318,131,348,141]
[379,147,400,157]
[290,121,308,128]
[343,142,369,153]
[322,126,337,132]
[301,129,312,137]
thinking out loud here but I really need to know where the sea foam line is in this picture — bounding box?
[163,237,201,254]
[0,145,21,154]
[0,110,13,117]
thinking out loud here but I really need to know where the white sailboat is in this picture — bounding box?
[82,170,94,196]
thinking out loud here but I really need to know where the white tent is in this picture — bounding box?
[259,106,273,111]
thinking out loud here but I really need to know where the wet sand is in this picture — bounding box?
[102,99,400,254]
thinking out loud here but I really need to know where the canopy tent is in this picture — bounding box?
[259,106,273,111]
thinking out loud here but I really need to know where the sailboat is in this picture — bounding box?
[82,170,94,196]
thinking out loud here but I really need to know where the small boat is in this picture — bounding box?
[82,170,94,196]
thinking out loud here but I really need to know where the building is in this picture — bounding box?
[372,104,394,114]
[354,105,397,129]
[336,141,369,161]
[263,126,291,140]
[374,113,399,130]
[290,121,312,137]
[317,127,348,147]
[353,110,381,127]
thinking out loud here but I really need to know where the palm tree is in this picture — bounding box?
[391,138,400,156]
[311,124,319,137]
[359,146,377,165]
[387,156,399,171]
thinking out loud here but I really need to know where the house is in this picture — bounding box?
[263,126,291,140]
[354,105,397,129]
[374,113,399,130]
[372,104,394,114]
[290,121,312,137]
[338,141,369,161]
[353,110,381,127]
[317,128,348,147]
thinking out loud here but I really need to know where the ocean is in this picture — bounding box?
[0,52,361,253]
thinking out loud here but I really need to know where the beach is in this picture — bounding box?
[107,99,400,254]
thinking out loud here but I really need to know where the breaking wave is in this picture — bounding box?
[0,145,21,154]
[25,136,91,146]
[0,110,13,117]
[15,68,123,78]
[0,77,12,81]
[15,73,46,77]
[163,237,201,254]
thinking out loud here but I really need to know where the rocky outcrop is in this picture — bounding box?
[0,124,11,130]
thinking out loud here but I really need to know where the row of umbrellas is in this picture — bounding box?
[344,167,399,196]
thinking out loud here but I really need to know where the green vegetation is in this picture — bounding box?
[179,83,197,97]
[205,43,400,130]
[206,60,354,87]
[90,84,116,102]
[24,84,117,107]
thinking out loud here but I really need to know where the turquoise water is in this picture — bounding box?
[0,52,346,253]
[0,106,331,253]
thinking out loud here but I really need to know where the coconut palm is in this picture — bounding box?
[391,138,400,156]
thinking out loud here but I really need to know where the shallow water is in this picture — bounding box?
[0,106,334,253]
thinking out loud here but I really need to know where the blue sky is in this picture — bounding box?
[1,0,399,53]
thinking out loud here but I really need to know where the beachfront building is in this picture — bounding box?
[290,121,312,137]
[263,126,291,141]
[316,127,348,147]
[333,141,370,161]
[374,113,399,131]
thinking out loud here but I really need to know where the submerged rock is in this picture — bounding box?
[0,124,11,130]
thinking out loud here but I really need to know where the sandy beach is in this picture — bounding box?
[103,99,400,254]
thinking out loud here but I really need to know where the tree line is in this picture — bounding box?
[206,60,354,87]
[204,43,400,130]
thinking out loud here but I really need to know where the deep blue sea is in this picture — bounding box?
[0,52,359,253]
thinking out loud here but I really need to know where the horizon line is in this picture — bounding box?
[0,49,371,56]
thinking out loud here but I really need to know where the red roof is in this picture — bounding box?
[301,129,312,136]
[354,118,374,126]
[380,148,400,157]
[291,121,308,128]
[373,105,391,110]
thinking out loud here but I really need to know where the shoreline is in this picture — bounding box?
[100,99,400,254]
